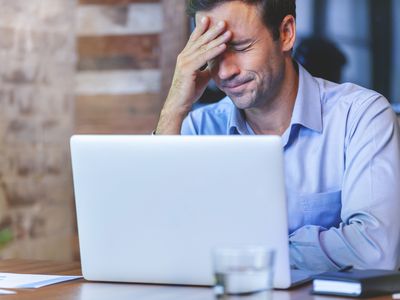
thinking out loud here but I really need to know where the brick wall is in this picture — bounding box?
[0,0,179,261]
[75,0,163,134]
[0,0,76,260]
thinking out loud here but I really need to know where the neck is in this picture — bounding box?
[245,59,299,136]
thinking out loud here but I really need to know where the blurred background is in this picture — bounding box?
[0,0,398,262]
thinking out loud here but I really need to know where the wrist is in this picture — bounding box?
[156,106,188,135]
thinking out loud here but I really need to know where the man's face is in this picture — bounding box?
[196,1,286,110]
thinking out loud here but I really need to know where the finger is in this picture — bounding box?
[201,30,232,53]
[188,43,227,71]
[197,67,212,87]
[193,20,227,48]
[186,30,230,66]
[189,16,210,42]
[184,29,231,58]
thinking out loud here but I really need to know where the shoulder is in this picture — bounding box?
[190,97,234,118]
[316,79,394,123]
[317,79,387,108]
[181,97,235,134]
[311,77,398,147]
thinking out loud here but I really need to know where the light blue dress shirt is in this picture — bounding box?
[181,64,400,271]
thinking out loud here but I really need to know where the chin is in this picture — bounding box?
[228,94,256,110]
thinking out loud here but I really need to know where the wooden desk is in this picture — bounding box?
[0,259,392,300]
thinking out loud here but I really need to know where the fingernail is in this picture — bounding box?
[218,21,225,27]
[201,17,207,24]
[224,31,231,37]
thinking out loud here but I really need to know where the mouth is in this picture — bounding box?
[222,79,252,94]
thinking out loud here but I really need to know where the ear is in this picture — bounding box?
[280,15,296,52]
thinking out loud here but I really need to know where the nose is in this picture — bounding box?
[214,52,240,81]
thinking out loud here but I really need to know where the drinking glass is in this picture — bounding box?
[213,246,275,297]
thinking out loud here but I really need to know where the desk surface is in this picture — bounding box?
[0,259,392,300]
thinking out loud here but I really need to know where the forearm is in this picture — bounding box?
[290,97,400,272]
[155,102,190,135]
[289,215,400,271]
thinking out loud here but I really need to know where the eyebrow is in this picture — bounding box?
[227,38,254,47]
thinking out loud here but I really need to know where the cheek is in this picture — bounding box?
[243,50,269,70]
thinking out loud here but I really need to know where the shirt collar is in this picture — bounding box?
[290,63,323,133]
[227,62,322,135]
[228,105,252,135]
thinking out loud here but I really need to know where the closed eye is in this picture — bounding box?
[228,44,252,52]
[233,45,252,52]
[227,39,255,52]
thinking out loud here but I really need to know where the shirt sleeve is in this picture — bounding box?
[289,95,400,271]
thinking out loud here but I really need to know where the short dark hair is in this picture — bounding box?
[187,0,296,40]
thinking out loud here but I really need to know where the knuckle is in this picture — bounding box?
[196,53,207,65]
[211,27,221,36]
[188,34,197,43]
[189,30,197,38]
[199,44,208,53]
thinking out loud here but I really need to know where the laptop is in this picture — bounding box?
[70,135,314,289]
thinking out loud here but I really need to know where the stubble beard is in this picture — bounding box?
[228,88,258,110]
[249,63,286,111]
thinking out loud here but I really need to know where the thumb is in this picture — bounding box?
[196,67,212,90]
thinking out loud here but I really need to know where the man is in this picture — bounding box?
[155,0,400,271]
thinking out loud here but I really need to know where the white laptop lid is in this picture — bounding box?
[71,135,292,289]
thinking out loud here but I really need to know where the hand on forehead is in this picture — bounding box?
[194,1,265,41]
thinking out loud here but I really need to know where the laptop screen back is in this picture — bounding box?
[71,135,291,289]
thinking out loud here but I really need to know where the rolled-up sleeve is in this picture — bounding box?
[289,96,400,271]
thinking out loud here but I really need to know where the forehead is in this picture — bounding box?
[195,1,266,38]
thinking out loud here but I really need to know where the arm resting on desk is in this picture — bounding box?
[290,96,400,271]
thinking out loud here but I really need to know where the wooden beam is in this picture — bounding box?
[79,0,159,4]
[160,0,190,106]
[77,34,160,70]
[75,94,160,134]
